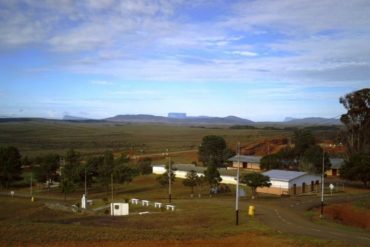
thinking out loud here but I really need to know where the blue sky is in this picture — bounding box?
[0,0,369,121]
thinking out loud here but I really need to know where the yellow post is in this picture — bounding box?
[248,205,255,216]
[31,197,34,202]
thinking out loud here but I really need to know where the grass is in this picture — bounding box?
[0,175,345,247]
[0,121,291,157]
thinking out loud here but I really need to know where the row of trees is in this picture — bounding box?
[260,129,331,174]
[0,146,153,199]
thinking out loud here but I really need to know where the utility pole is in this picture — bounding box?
[111,173,114,202]
[30,172,33,199]
[168,156,172,203]
[84,168,87,197]
[235,142,240,226]
[320,149,325,218]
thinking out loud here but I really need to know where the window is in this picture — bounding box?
[115,205,119,210]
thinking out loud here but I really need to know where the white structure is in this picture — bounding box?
[166,205,175,211]
[257,170,320,196]
[152,164,238,185]
[110,203,129,216]
[130,198,139,204]
[81,194,87,209]
[142,200,149,206]
[154,202,162,208]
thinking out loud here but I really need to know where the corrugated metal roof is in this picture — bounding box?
[262,169,307,182]
[329,158,344,169]
[228,155,262,163]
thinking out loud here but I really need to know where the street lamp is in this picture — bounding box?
[320,148,325,218]
[235,142,240,225]
[166,149,172,203]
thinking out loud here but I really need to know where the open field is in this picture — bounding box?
[0,121,291,157]
[0,175,350,247]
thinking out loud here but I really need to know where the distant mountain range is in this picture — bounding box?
[0,114,342,126]
[105,114,255,125]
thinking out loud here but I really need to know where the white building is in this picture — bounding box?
[110,203,129,216]
[257,169,321,196]
[152,164,238,185]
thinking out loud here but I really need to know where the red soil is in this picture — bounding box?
[324,202,370,230]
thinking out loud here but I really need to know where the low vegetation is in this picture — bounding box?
[0,175,347,247]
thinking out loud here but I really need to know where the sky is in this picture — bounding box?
[0,0,369,121]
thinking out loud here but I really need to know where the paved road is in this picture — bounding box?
[247,193,370,246]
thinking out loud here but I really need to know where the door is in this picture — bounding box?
[332,169,337,176]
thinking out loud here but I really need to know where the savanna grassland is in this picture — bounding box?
[0,120,291,158]
[0,120,356,247]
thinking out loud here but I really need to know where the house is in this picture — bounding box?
[256,169,321,196]
[228,155,262,170]
[152,164,240,185]
[326,158,344,177]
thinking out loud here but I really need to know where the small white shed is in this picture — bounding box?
[257,170,320,196]
[110,203,129,216]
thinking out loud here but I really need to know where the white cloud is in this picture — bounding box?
[229,51,258,57]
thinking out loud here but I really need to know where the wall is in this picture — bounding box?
[152,165,237,185]
[153,166,166,174]
[111,203,129,216]
[256,174,320,196]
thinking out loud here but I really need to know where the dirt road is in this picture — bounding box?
[248,193,370,246]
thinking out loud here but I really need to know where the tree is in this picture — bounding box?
[293,129,315,157]
[84,155,104,187]
[0,146,22,189]
[97,151,115,193]
[156,164,176,187]
[34,153,60,190]
[299,145,331,174]
[340,88,370,155]
[203,158,222,194]
[260,147,296,170]
[183,170,199,195]
[138,157,152,175]
[59,149,81,200]
[198,135,227,166]
[241,173,271,199]
[341,152,370,187]
[113,163,136,184]
[222,148,236,165]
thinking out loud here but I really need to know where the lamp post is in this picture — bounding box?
[235,142,240,225]
[30,172,33,200]
[320,149,325,218]
[166,149,172,203]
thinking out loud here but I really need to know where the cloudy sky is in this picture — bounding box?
[0,0,369,121]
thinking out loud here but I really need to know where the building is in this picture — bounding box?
[228,155,262,170]
[152,164,239,185]
[110,202,129,216]
[326,158,344,177]
[256,169,321,196]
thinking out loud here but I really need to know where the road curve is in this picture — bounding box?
[248,193,370,246]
